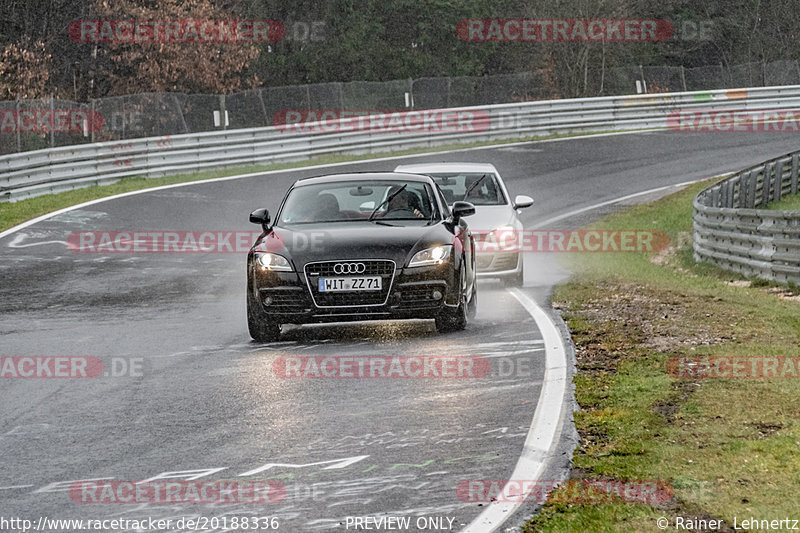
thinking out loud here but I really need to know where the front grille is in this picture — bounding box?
[304,260,396,307]
[305,261,395,277]
[477,252,519,272]
[492,252,519,270]
[260,287,312,313]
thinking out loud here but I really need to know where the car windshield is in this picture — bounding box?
[427,173,507,206]
[278,180,439,225]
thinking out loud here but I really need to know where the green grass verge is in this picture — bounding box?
[767,192,800,210]
[523,182,800,532]
[0,129,626,233]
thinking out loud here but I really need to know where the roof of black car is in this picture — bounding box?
[294,172,434,187]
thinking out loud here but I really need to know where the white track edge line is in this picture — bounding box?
[461,288,568,533]
[462,170,731,532]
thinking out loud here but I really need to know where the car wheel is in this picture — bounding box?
[467,282,478,320]
[435,265,468,333]
[247,286,281,342]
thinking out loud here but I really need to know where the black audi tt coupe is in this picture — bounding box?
[246,172,478,341]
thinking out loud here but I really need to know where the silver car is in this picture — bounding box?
[394,162,533,286]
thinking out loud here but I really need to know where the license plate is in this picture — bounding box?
[318,276,382,292]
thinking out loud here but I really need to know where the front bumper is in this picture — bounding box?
[475,251,521,278]
[251,260,459,324]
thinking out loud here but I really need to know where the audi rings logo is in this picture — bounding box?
[333,262,366,274]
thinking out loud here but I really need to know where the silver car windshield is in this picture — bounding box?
[428,173,507,206]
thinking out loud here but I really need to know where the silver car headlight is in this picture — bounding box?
[492,225,519,251]
[255,252,292,271]
[408,245,452,267]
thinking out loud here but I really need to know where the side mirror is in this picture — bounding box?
[249,208,271,231]
[451,201,476,221]
[513,195,534,209]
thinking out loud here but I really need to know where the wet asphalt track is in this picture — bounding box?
[2,130,800,532]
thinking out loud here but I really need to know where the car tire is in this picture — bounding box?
[247,286,281,342]
[467,283,478,320]
[435,264,468,333]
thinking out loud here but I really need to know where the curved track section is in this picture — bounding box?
[2,131,799,532]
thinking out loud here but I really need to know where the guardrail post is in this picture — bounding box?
[638,65,647,93]
[49,94,55,148]
[722,180,729,207]
[740,172,748,208]
[15,97,21,152]
[763,163,773,207]
[90,99,96,143]
[219,94,227,131]
[257,90,268,126]
[792,154,799,195]
[774,160,784,203]
[729,178,736,207]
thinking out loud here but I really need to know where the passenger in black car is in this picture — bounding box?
[302,192,341,222]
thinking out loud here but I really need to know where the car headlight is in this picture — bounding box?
[255,253,292,271]
[408,245,452,267]
[492,225,519,251]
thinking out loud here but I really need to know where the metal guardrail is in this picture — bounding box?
[6,59,800,157]
[4,84,800,202]
[693,152,800,283]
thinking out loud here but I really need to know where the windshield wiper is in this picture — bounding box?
[462,174,487,200]
[368,183,407,221]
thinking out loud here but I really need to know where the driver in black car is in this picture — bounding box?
[383,186,424,218]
